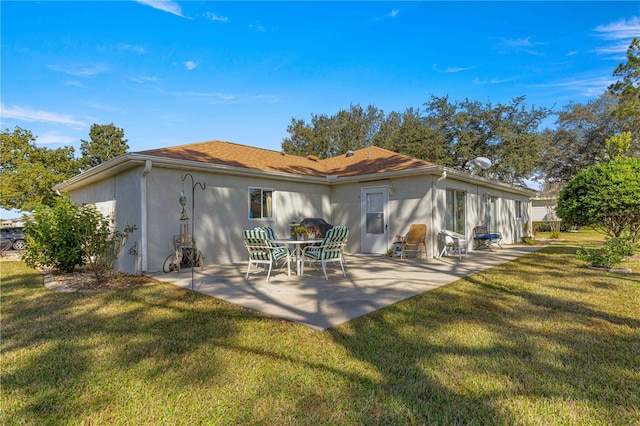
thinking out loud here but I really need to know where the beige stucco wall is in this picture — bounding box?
[143,167,331,272]
[65,162,532,275]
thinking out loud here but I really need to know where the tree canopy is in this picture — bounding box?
[282,96,551,185]
[1,127,80,211]
[1,123,129,212]
[281,104,384,159]
[609,35,640,121]
[80,123,129,171]
[540,93,624,184]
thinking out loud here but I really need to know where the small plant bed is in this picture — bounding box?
[44,265,158,292]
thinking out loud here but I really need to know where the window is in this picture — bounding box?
[516,200,523,219]
[445,189,466,235]
[249,188,274,220]
[485,195,498,231]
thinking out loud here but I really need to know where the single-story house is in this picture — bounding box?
[531,196,559,222]
[53,140,535,275]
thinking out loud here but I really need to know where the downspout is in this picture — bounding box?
[430,170,447,257]
[140,160,152,273]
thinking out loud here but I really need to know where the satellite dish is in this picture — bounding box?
[472,156,492,170]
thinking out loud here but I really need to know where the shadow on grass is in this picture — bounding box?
[1,264,256,423]
[328,240,640,424]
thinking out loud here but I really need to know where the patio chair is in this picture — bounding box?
[437,229,467,260]
[301,226,349,280]
[243,229,291,281]
[254,226,277,240]
[254,226,285,248]
[472,226,503,251]
[399,224,427,259]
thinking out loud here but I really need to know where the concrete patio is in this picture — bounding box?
[147,245,542,331]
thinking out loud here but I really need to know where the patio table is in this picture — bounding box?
[272,238,323,276]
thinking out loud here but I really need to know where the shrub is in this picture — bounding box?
[22,196,137,277]
[557,158,640,243]
[22,197,85,272]
[576,236,638,269]
[76,204,136,281]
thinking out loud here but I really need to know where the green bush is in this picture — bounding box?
[557,158,640,243]
[22,197,85,272]
[22,196,137,277]
[606,236,638,258]
[576,236,638,269]
[76,205,136,281]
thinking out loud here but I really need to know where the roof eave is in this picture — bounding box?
[54,153,331,193]
[55,153,536,198]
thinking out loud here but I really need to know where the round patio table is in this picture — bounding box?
[272,238,323,276]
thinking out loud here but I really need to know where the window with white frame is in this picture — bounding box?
[445,189,466,235]
[249,187,275,220]
[516,200,523,219]
[485,195,498,231]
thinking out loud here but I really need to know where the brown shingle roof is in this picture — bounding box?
[137,140,436,178]
[322,146,435,177]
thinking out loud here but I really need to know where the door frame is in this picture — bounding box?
[360,185,390,254]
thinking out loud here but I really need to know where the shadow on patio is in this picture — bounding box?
[147,245,542,331]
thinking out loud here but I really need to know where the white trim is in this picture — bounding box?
[248,187,276,221]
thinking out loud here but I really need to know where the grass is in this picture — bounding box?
[1,230,639,425]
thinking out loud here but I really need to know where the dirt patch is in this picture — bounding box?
[3,253,159,292]
[44,268,158,292]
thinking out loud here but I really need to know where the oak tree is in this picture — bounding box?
[1,127,79,211]
[80,123,129,170]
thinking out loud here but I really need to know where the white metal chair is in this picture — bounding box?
[243,229,291,281]
[301,226,350,280]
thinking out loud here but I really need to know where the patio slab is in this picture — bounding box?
[147,245,542,331]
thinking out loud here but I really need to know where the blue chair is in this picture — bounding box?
[473,226,503,251]
[301,226,349,280]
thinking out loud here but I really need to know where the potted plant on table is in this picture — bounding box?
[294,226,308,240]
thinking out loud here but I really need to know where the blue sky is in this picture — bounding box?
[1,1,639,217]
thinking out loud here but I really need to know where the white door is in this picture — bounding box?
[361,186,389,254]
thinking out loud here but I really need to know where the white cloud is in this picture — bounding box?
[47,64,107,77]
[204,11,229,22]
[594,17,640,40]
[432,64,480,73]
[0,104,86,128]
[84,101,119,113]
[135,0,184,18]
[117,43,147,54]
[536,75,616,98]
[389,10,399,18]
[497,37,546,56]
[593,17,640,55]
[185,61,197,70]
[593,40,636,56]
[127,75,159,84]
[473,76,519,85]
[64,80,87,89]
[249,23,266,32]
[35,130,79,145]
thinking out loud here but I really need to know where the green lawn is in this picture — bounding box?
[2,230,639,425]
